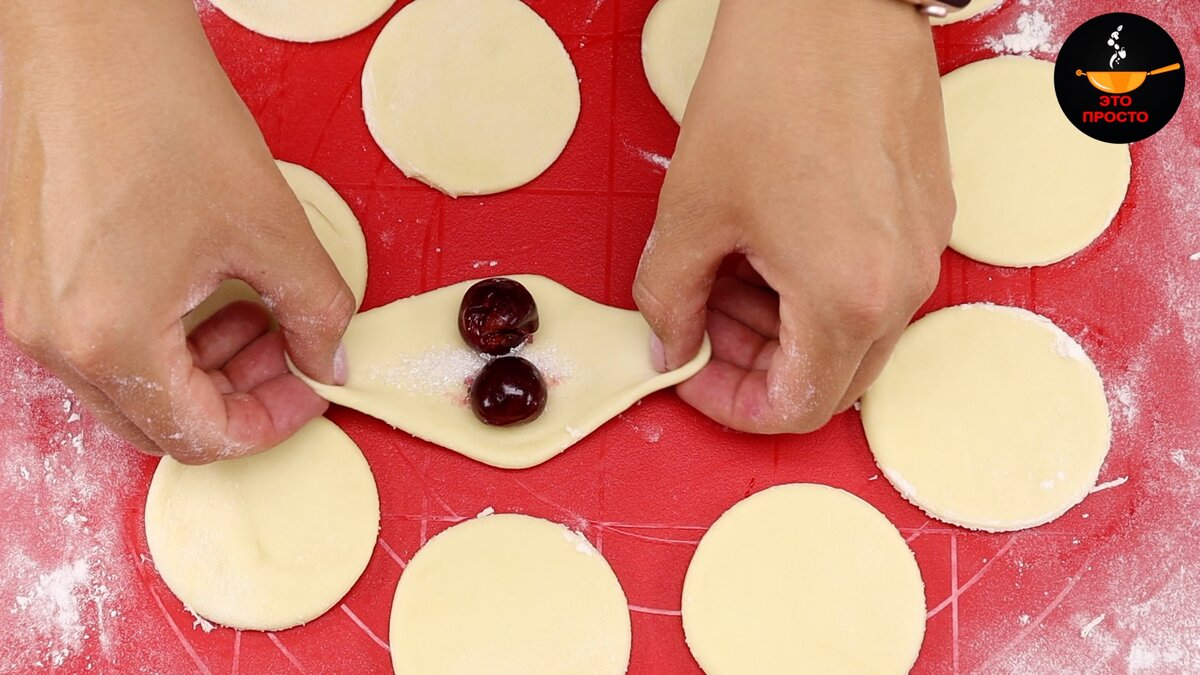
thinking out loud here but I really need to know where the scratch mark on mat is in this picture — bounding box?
[341,604,391,653]
[628,604,682,617]
[928,536,1018,619]
[145,585,213,675]
[267,632,308,674]
[377,538,408,569]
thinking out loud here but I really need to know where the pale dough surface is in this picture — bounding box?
[362,0,580,196]
[682,484,925,675]
[861,304,1111,532]
[389,513,631,675]
[641,0,720,124]
[208,0,394,42]
[930,0,1004,25]
[183,160,368,332]
[290,275,710,469]
[943,57,1130,267]
[144,418,380,630]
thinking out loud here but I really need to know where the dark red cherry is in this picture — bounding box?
[458,278,540,355]
[469,356,547,426]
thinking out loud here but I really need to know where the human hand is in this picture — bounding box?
[635,0,954,433]
[0,2,355,463]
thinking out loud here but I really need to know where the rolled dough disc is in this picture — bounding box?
[930,0,1004,26]
[362,0,580,196]
[183,160,368,332]
[389,513,631,674]
[208,0,394,42]
[942,57,1131,267]
[641,0,720,124]
[861,304,1111,532]
[143,417,380,630]
[289,275,710,469]
[682,484,925,674]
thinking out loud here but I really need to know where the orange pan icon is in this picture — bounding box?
[1075,63,1181,94]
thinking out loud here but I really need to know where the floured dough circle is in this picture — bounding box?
[290,275,710,469]
[930,0,1004,25]
[943,57,1131,267]
[389,513,631,674]
[682,484,925,674]
[641,0,720,123]
[184,160,368,332]
[208,0,394,42]
[144,418,380,630]
[861,304,1111,532]
[362,0,580,196]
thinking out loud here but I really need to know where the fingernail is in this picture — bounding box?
[333,342,349,386]
[649,334,668,373]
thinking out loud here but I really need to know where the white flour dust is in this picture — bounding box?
[624,141,671,171]
[977,101,1200,673]
[984,11,1056,54]
[0,343,138,672]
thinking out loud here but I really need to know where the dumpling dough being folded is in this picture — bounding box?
[290,275,710,469]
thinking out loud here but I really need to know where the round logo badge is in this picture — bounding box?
[1054,12,1185,144]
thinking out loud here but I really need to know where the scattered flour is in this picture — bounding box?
[1052,330,1088,362]
[624,142,671,171]
[562,529,597,557]
[1090,476,1129,494]
[984,11,1056,54]
[185,606,215,634]
[0,340,137,672]
[1081,613,1106,638]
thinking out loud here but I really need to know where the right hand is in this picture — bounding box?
[0,2,354,464]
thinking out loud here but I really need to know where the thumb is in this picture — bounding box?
[237,198,356,386]
[632,211,729,372]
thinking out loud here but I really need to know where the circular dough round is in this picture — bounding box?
[861,304,1111,532]
[942,57,1130,267]
[208,0,394,42]
[641,0,720,124]
[389,513,631,674]
[682,484,925,674]
[362,0,580,196]
[930,0,1004,26]
[144,418,380,630]
[183,160,368,332]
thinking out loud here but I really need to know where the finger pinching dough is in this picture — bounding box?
[184,160,368,331]
[362,0,580,196]
[144,418,380,630]
[942,57,1131,267]
[861,304,1111,532]
[208,0,394,42]
[290,275,711,469]
[389,513,631,674]
[642,0,721,124]
[682,484,926,674]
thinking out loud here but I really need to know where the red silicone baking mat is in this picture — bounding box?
[1,0,1197,672]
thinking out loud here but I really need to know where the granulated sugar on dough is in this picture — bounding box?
[369,342,578,402]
